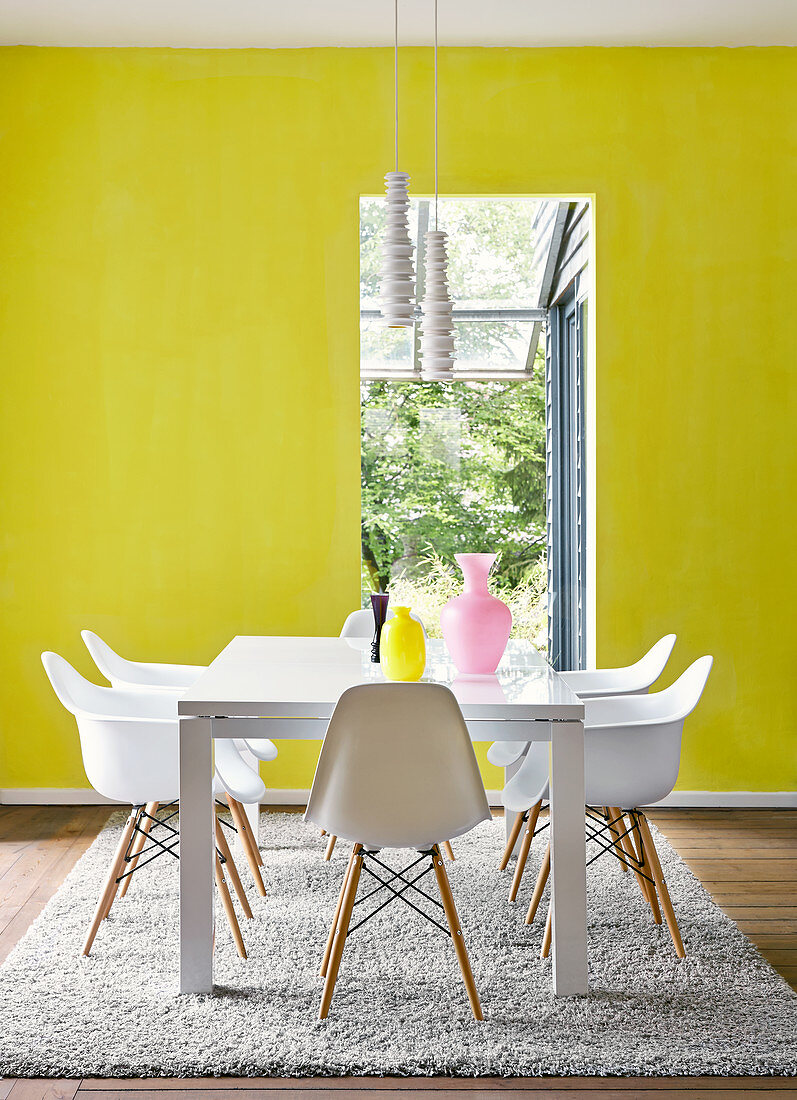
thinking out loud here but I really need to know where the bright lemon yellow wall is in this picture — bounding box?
[0,47,794,794]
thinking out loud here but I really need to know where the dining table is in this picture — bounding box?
[177,635,588,997]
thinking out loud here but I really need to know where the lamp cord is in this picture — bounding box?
[394,0,399,173]
[434,0,438,231]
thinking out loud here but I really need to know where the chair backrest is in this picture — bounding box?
[558,634,676,697]
[42,652,179,804]
[583,655,713,809]
[338,609,374,638]
[338,608,428,639]
[305,682,490,849]
[629,633,678,688]
[81,629,205,690]
[80,630,133,687]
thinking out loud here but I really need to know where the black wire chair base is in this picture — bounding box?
[346,849,450,938]
[215,800,240,835]
[116,802,233,885]
[584,807,655,886]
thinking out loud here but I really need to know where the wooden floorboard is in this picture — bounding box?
[1,806,796,1098]
[0,807,110,964]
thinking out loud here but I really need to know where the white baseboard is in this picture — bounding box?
[3,787,796,809]
[644,790,797,809]
[261,788,309,806]
[256,789,797,809]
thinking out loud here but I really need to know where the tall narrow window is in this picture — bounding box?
[360,196,590,658]
[360,196,549,646]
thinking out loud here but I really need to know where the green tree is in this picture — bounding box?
[361,373,546,592]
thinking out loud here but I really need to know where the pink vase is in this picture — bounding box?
[440,553,512,675]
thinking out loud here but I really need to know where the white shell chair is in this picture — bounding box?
[558,633,677,699]
[490,633,677,771]
[490,634,678,898]
[81,629,206,690]
[529,656,713,961]
[339,607,428,640]
[323,609,441,864]
[305,682,490,1019]
[41,652,257,958]
[82,628,278,804]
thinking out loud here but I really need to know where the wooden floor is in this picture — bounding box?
[1,805,795,1099]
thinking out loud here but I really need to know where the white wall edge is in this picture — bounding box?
[2,787,796,808]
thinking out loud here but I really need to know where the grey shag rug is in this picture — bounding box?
[1,811,796,1079]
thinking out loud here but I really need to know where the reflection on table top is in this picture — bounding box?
[178,636,584,721]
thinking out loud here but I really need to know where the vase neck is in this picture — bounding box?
[456,553,496,594]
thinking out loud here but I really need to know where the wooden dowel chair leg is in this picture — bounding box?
[319,845,363,1019]
[320,843,361,978]
[637,813,686,959]
[431,845,483,1021]
[627,811,661,924]
[541,901,552,959]
[509,800,541,903]
[324,834,337,861]
[215,853,247,959]
[82,809,137,956]
[499,811,526,871]
[119,801,159,900]
[215,817,252,919]
[525,840,551,925]
[604,807,627,874]
[231,797,263,868]
[227,797,267,897]
[613,808,659,917]
[442,840,455,861]
[101,805,145,921]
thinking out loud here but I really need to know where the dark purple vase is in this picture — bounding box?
[370,592,390,663]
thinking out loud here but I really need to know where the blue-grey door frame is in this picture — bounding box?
[546,275,588,671]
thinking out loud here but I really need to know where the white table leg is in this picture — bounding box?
[179,716,215,994]
[549,718,587,996]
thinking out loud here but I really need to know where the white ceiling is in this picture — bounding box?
[1,0,795,48]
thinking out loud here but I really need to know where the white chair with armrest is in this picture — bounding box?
[82,629,276,858]
[529,656,713,960]
[41,652,256,958]
[490,634,678,897]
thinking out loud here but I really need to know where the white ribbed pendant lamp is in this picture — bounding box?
[379,0,416,328]
[419,0,455,381]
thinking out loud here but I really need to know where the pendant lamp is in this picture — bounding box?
[380,0,416,328]
[419,0,455,380]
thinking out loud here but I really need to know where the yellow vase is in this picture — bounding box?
[380,606,426,682]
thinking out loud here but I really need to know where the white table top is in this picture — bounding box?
[178,636,584,722]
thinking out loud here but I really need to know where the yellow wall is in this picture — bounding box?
[0,47,794,794]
